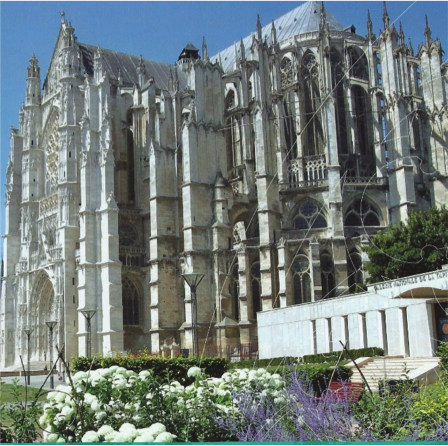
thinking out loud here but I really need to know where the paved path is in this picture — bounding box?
[1,373,66,391]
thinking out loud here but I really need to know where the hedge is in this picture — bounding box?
[301,347,384,364]
[71,354,229,385]
[229,356,297,370]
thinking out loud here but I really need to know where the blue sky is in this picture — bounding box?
[1,1,447,259]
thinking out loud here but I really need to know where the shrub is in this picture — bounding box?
[71,354,229,385]
[301,347,384,364]
[292,364,352,396]
[436,341,448,386]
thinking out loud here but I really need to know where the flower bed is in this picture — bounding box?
[36,362,448,443]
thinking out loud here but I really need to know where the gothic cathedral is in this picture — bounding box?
[2,2,447,367]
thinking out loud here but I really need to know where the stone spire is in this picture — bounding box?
[240,38,246,62]
[320,1,326,28]
[60,10,66,24]
[256,14,262,40]
[94,46,103,81]
[424,15,432,46]
[383,1,390,29]
[137,55,146,88]
[27,54,40,78]
[233,42,239,70]
[202,37,209,62]
[271,20,277,45]
[399,22,405,46]
[367,10,373,39]
[408,37,414,56]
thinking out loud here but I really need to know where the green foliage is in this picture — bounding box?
[0,379,42,443]
[364,205,448,283]
[71,353,229,385]
[355,387,415,440]
[301,347,384,364]
[292,364,352,396]
[356,380,448,441]
[436,341,448,386]
[409,382,448,439]
[229,356,297,370]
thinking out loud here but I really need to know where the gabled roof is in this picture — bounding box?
[212,1,344,72]
[78,43,188,91]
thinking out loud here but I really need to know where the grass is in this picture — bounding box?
[0,380,47,404]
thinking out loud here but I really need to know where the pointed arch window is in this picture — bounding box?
[320,251,336,299]
[347,249,364,292]
[231,262,240,321]
[126,109,135,203]
[348,47,369,81]
[293,201,327,230]
[122,277,140,326]
[330,48,349,154]
[345,199,380,227]
[283,92,298,161]
[251,261,261,318]
[225,89,236,110]
[226,115,243,179]
[352,85,373,158]
[280,56,294,88]
[302,52,323,156]
[292,254,312,304]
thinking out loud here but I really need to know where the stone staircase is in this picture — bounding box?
[349,356,440,392]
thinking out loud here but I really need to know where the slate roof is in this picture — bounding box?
[78,43,188,91]
[211,1,344,72]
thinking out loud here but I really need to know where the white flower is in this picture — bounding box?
[134,432,155,443]
[119,422,137,434]
[139,370,151,379]
[104,430,119,442]
[95,411,107,422]
[73,371,88,382]
[97,425,115,437]
[56,437,66,443]
[46,433,59,442]
[111,431,136,443]
[187,366,202,378]
[81,431,99,443]
[154,432,177,442]
[147,422,166,437]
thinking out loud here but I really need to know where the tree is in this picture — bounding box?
[364,206,448,283]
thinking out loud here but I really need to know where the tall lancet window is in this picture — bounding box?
[352,85,373,158]
[225,89,243,180]
[320,251,336,299]
[251,261,261,318]
[302,52,323,156]
[122,277,140,326]
[126,109,135,203]
[348,47,369,81]
[292,254,312,304]
[283,92,298,161]
[330,48,349,154]
[347,249,363,292]
[230,262,240,321]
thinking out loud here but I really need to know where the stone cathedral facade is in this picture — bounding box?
[1,1,447,367]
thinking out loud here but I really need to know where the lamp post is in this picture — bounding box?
[181,273,204,356]
[45,321,57,389]
[23,328,34,385]
[81,310,96,358]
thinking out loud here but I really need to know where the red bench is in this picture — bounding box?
[317,382,364,403]
[328,381,364,402]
